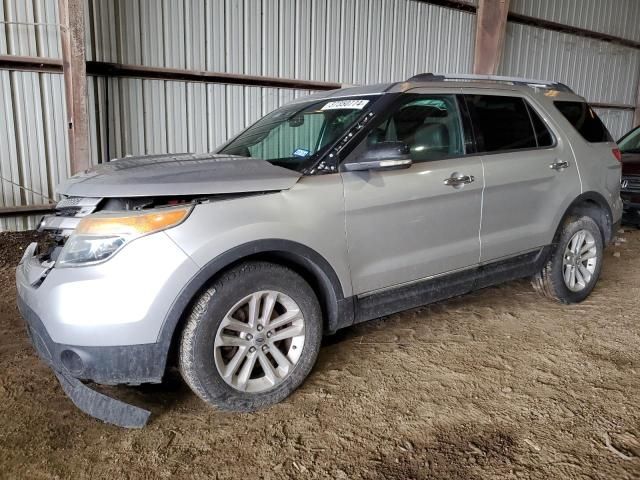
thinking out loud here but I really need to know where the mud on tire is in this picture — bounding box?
[532,215,604,304]
[178,261,322,412]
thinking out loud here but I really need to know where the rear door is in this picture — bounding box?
[341,92,483,295]
[464,93,581,262]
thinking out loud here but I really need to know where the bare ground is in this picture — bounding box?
[1,230,640,479]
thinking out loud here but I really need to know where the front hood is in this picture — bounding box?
[622,152,640,176]
[57,153,302,198]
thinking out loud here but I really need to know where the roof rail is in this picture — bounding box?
[406,73,574,93]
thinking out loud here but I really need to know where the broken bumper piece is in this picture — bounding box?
[55,371,150,428]
[16,294,166,428]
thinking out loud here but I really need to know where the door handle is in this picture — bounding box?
[444,173,475,187]
[549,160,569,171]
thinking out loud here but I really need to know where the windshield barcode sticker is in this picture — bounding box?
[321,100,370,110]
[292,148,310,157]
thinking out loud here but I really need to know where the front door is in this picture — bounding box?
[341,93,483,295]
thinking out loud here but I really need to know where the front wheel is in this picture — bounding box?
[532,215,604,304]
[178,262,322,411]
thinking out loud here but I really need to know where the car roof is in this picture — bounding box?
[289,73,585,104]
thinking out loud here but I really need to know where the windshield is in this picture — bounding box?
[619,126,640,153]
[218,96,379,172]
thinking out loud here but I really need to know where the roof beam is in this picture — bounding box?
[0,55,62,72]
[0,204,55,217]
[85,62,342,90]
[473,0,510,75]
[58,0,90,175]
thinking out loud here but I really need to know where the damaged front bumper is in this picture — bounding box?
[55,371,150,429]
[17,295,153,428]
[14,232,199,428]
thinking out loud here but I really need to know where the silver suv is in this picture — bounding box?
[16,74,622,427]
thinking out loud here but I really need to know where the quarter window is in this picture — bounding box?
[367,95,464,162]
[554,101,612,143]
[465,95,538,152]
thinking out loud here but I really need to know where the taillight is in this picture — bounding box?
[612,148,622,162]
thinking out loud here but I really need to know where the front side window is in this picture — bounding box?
[366,94,464,162]
[219,96,378,172]
[554,101,613,143]
[465,95,538,152]
[619,126,640,153]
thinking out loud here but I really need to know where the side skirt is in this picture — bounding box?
[353,246,551,324]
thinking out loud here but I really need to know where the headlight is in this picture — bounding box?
[57,205,191,267]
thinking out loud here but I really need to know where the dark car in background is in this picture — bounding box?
[619,125,640,225]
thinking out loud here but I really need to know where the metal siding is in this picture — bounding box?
[0,4,5,54]
[88,0,118,62]
[2,0,37,56]
[80,0,477,162]
[0,0,61,58]
[205,0,226,71]
[84,78,319,158]
[594,108,636,142]
[509,0,640,43]
[2,0,638,232]
[143,79,168,154]
[84,0,476,81]
[499,22,640,106]
[0,70,22,231]
[0,70,69,232]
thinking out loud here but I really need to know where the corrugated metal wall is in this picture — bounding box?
[498,21,640,140]
[84,0,476,162]
[87,79,316,162]
[0,0,67,230]
[500,23,640,106]
[0,0,61,57]
[509,0,640,43]
[1,0,640,231]
[593,108,636,141]
[85,0,475,82]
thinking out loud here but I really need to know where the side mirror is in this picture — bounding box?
[342,141,412,172]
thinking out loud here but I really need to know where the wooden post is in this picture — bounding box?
[473,0,510,75]
[58,0,90,175]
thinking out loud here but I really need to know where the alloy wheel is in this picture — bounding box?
[214,290,306,393]
[562,229,598,292]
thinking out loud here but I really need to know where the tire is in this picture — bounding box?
[532,215,604,304]
[179,261,322,411]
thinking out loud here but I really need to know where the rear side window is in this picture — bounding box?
[554,101,612,143]
[465,95,537,152]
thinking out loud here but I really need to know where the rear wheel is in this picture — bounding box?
[532,215,604,304]
[179,262,322,411]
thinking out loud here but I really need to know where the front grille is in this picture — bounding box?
[55,196,102,217]
[621,176,640,193]
[56,197,83,209]
[56,206,82,217]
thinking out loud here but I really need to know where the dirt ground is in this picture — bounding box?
[1,230,640,480]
